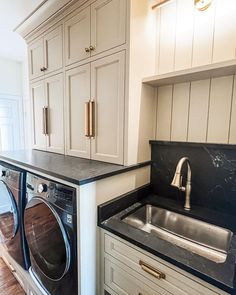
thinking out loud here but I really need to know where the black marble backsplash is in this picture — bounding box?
[150,141,236,215]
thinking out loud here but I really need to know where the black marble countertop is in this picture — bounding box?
[98,187,236,294]
[0,150,150,186]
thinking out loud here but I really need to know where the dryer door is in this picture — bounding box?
[24,197,71,281]
[0,180,18,241]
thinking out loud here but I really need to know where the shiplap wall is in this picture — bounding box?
[155,0,236,144]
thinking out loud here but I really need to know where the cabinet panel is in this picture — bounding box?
[105,257,167,295]
[207,76,233,143]
[28,38,44,80]
[44,25,63,74]
[156,85,173,141]
[66,64,91,158]
[213,0,236,63]
[45,73,64,154]
[192,1,215,67]
[171,83,190,141]
[174,0,194,71]
[158,1,176,74]
[91,0,126,56]
[91,51,125,164]
[65,6,91,66]
[31,80,46,150]
[188,80,210,142]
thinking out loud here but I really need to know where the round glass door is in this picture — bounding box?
[24,197,71,281]
[0,180,18,242]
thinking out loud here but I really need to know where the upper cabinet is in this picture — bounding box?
[64,7,91,66]
[90,0,126,56]
[28,25,63,80]
[64,0,126,66]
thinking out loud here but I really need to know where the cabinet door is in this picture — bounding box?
[28,38,44,80]
[64,6,91,66]
[44,25,63,74]
[91,0,126,56]
[65,64,91,158]
[45,73,65,154]
[30,80,46,150]
[91,52,125,164]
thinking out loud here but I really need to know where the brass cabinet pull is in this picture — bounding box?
[85,47,90,53]
[85,102,90,137]
[40,67,47,72]
[89,45,95,51]
[42,107,46,134]
[44,107,49,135]
[139,260,166,280]
[89,100,95,137]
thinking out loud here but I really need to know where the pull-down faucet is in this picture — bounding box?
[171,157,192,211]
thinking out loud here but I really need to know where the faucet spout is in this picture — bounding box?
[171,157,192,211]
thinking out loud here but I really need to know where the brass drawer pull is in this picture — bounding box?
[139,260,166,280]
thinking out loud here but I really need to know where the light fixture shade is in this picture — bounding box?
[195,0,213,11]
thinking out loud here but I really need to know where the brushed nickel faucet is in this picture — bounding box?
[171,157,192,211]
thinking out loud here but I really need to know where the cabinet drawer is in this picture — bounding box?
[104,234,223,295]
[105,256,171,295]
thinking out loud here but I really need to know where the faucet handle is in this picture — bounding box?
[171,172,182,188]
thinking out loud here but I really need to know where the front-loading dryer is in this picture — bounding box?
[24,172,77,295]
[0,161,30,270]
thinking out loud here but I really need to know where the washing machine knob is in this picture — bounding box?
[38,183,47,193]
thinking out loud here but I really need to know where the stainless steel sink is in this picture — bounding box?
[122,205,233,263]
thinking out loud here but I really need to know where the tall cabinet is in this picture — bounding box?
[18,0,157,165]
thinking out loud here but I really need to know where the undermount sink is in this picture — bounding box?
[122,205,233,263]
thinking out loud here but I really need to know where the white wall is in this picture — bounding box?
[0,58,30,150]
[155,0,236,144]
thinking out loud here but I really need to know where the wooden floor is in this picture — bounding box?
[0,258,25,295]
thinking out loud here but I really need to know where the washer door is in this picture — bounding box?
[0,180,18,241]
[24,197,71,281]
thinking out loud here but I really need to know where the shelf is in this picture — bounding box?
[143,59,236,87]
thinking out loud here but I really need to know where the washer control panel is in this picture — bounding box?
[26,173,76,214]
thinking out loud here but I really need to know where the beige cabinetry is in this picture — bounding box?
[31,73,64,154]
[66,52,125,164]
[28,25,63,80]
[101,231,229,295]
[64,0,126,66]
[65,63,91,158]
[21,0,157,165]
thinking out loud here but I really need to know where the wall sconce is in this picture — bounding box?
[152,0,173,10]
[194,0,213,11]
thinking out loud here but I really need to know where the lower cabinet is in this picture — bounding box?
[101,231,230,295]
[65,51,125,164]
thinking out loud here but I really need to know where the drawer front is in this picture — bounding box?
[105,256,171,295]
[104,234,222,295]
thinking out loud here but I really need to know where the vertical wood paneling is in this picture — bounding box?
[207,76,233,143]
[174,0,194,71]
[158,1,176,74]
[192,1,215,67]
[229,75,236,144]
[213,0,236,63]
[188,79,210,142]
[171,83,190,141]
[156,85,173,140]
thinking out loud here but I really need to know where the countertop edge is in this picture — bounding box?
[0,154,151,186]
